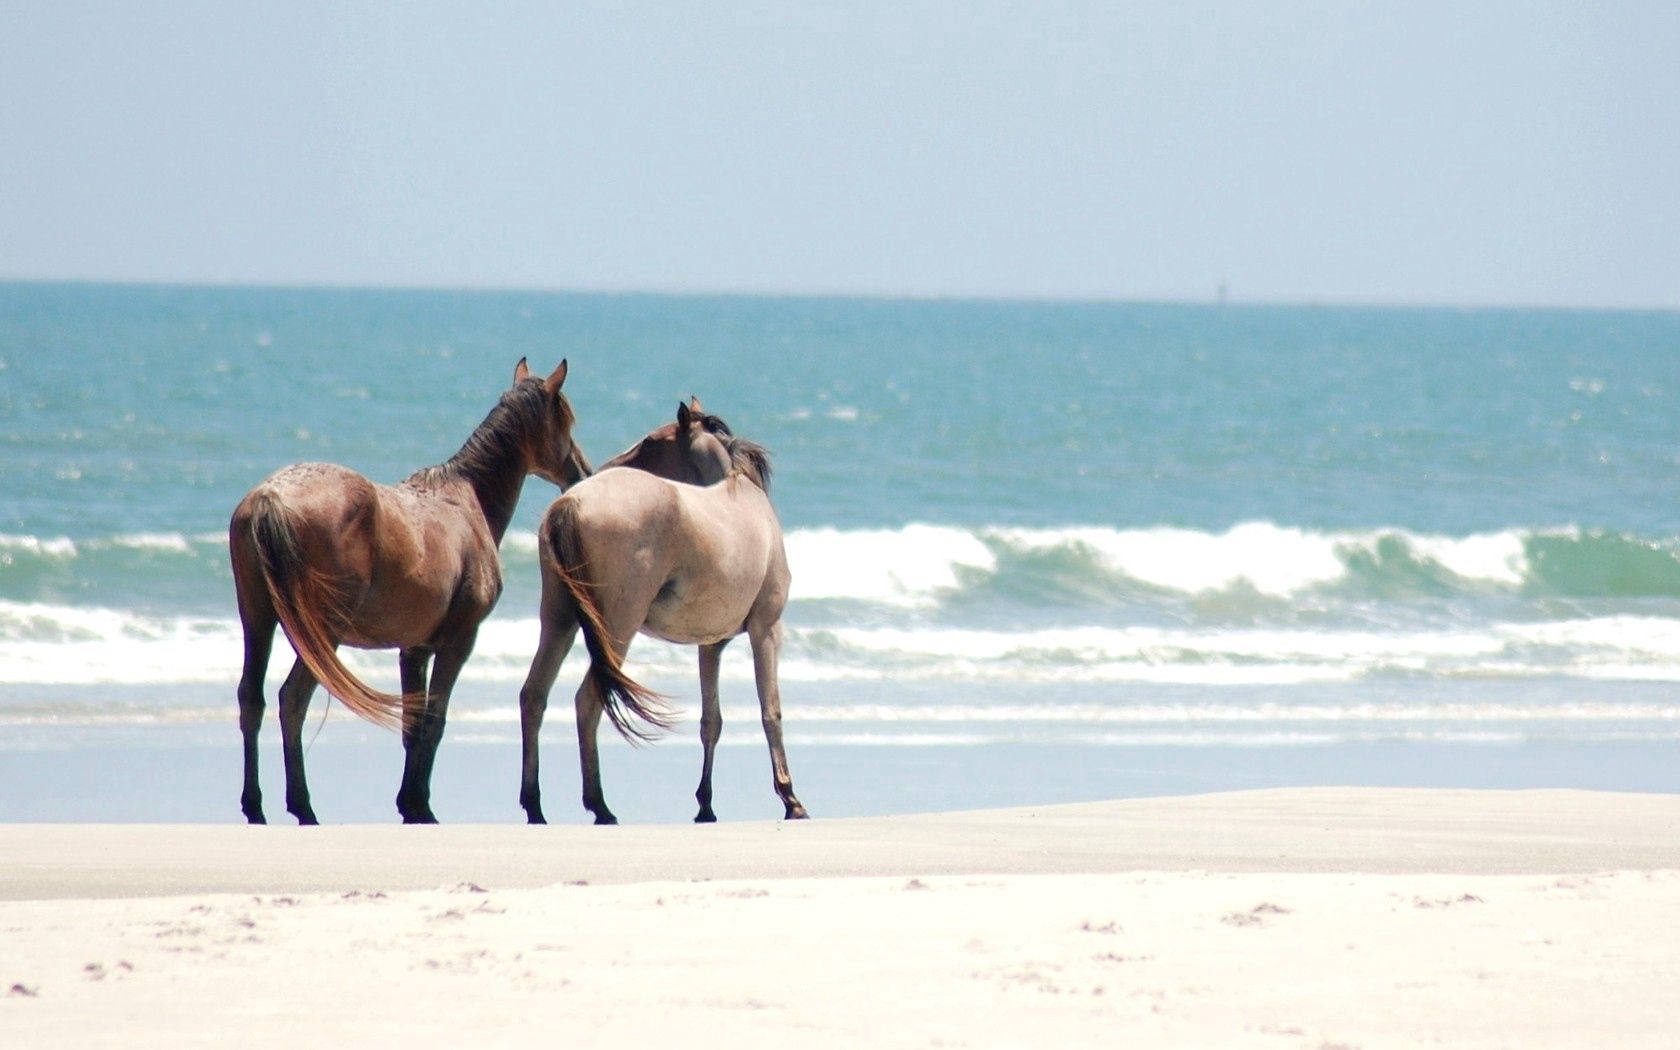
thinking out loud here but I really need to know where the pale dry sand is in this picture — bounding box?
[3,788,1679,1047]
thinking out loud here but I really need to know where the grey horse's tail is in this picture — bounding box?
[541,501,674,742]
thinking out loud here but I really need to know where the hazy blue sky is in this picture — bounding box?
[2,2,1676,307]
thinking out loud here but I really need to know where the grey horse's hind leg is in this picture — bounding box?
[277,657,322,825]
[574,672,616,825]
[519,573,580,824]
[573,576,670,825]
[574,618,645,825]
[748,620,807,820]
[694,640,728,822]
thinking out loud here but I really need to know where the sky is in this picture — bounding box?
[1,2,1676,308]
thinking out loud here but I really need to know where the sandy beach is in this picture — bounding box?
[4,787,1679,1047]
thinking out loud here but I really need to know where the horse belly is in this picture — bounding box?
[640,578,756,645]
[338,586,456,649]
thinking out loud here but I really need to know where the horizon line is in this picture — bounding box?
[1,274,1675,316]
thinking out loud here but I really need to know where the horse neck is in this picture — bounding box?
[433,438,529,545]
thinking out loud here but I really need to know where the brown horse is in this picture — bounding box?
[517,398,808,825]
[231,359,589,825]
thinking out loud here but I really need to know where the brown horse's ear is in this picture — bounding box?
[676,400,693,431]
[543,359,569,394]
[513,357,531,385]
[688,395,704,415]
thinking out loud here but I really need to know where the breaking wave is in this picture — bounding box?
[8,523,1680,610]
[779,522,1680,605]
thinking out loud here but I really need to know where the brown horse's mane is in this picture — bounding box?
[405,379,573,489]
[694,411,771,493]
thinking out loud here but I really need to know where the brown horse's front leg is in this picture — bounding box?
[399,633,475,825]
[694,640,728,822]
[748,621,808,820]
[395,647,433,823]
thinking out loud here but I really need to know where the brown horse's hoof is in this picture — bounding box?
[785,804,810,820]
[695,808,717,823]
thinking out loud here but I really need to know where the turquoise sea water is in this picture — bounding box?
[2,283,1678,822]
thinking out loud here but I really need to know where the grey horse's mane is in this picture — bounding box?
[696,411,771,493]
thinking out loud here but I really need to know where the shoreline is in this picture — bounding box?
[5,786,1679,902]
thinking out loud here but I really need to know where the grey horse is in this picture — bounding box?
[517,398,808,825]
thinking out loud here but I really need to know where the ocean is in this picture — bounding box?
[3,283,1678,823]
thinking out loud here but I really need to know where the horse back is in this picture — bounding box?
[234,462,499,647]
[554,469,787,644]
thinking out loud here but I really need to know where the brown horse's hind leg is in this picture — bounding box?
[277,657,322,825]
[233,520,276,824]
[395,647,433,824]
[520,577,579,824]
[748,620,808,820]
[694,640,728,823]
[237,600,277,825]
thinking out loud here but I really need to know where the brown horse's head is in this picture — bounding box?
[511,357,592,488]
[602,396,737,486]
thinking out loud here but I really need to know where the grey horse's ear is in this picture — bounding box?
[688,395,704,415]
[677,399,693,430]
[513,357,531,385]
[543,359,568,394]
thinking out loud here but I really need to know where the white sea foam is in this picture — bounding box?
[10,696,1679,736]
[0,534,78,559]
[0,531,226,562]
[10,600,1680,689]
[0,599,361,686]
[500,523,1000,606]
[110,532,198,554]
[816,624,1505,663]
[993,522,1348,596]
[502,530,541,556]
[773,522,1571,602]
[783,525,996,604]
[1401,529,1532,585]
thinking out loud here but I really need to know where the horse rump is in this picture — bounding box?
[541,500,675,742]
[239,491,409,729]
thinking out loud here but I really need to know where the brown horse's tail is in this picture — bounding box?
[542,501,674,743]
[246,492,407,730]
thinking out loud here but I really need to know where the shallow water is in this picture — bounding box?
[3,284,1678,821]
